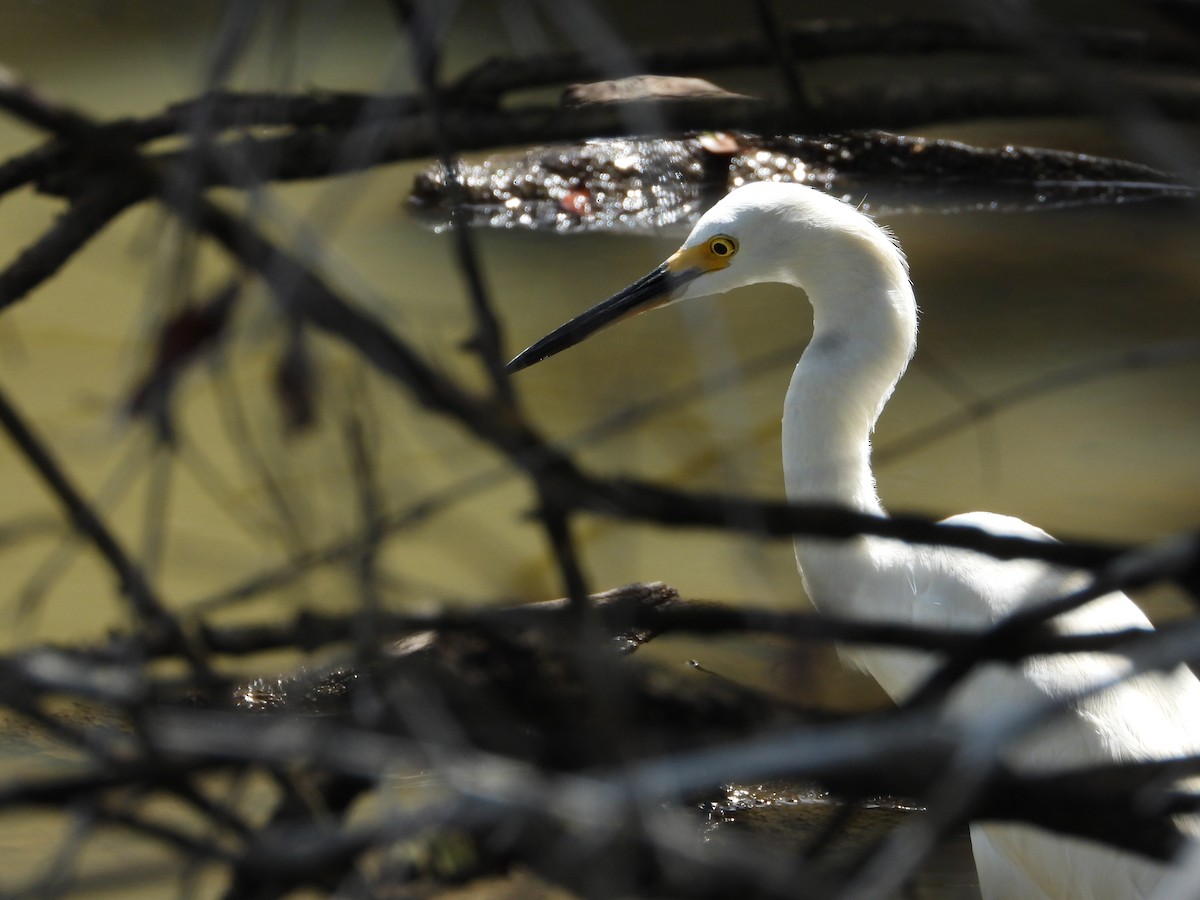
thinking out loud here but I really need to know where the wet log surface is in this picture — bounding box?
[411,130,1196,234]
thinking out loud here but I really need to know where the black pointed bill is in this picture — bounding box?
[507,248,708,374]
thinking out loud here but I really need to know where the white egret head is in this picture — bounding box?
[506,182,904,373]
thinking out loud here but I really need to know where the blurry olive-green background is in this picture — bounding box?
[0,1,1198,895]
[1,0,1198,649]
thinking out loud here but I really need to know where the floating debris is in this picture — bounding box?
[561,75,753,106]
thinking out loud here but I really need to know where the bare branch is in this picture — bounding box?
[0,384,209,674]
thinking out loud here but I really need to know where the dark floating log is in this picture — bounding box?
[229,596,824,769]
[410,130,1196,234]
[218,580,1199,867]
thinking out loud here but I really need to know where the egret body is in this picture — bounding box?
[507,182,1200,898]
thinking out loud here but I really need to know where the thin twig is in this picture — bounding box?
[0,382,210,675]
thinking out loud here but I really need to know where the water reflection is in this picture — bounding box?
[704,784,980,899]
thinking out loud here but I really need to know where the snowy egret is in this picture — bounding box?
[508,182,1200,898]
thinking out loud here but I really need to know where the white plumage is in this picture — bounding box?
[509,181,1200,898]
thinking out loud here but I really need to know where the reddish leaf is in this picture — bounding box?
[127,283,238,423]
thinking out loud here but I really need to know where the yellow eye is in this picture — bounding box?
[707,235,738,258]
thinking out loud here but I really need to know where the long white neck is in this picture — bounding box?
[782,236,917,604]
